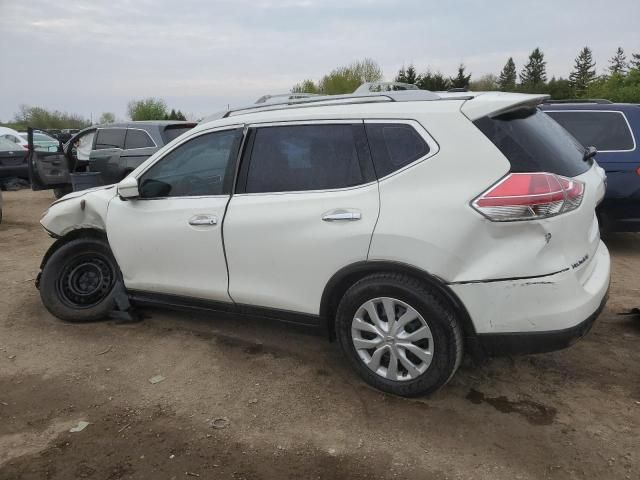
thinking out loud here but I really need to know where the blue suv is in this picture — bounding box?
[541,100,640,232]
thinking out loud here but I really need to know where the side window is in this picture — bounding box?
[94,129,126,150]
[545,111,635,151]
[124,129,155,150]
[365,123,429,177]
[139,129,242,198]
[244,124,364,193]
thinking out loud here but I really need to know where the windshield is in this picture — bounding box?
[21,133,57,142]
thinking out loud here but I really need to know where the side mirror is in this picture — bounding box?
[117,176,139,199]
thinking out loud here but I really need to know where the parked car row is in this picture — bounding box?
[33,88,610,396]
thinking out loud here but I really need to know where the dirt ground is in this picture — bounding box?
[0,189,638,480]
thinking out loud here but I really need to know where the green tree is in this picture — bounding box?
[395,64,418,84]
[586,68,640,102]
[569,47,596,96]
[520,48,547,92]
[317,58,383,94]
[175,110,187,121]
[631,53,640,70]
[547,77,574,99]
[497,57,517,91]
[127,98,168,121]
[470,74,499,91]
[449,64,471,89]
[292,58,383,95]
[416,71,449,91]
[98,112,115,124]
[291,79,319,94]
[8,105,89,130]
[609,47,628,75]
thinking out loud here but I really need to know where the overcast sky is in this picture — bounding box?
[1,0,638,122]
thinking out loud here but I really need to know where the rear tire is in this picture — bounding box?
[39,237,119,322]
[335,273,463,397]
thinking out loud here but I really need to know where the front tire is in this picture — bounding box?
[39,237,119,322]
[335,273,463,397]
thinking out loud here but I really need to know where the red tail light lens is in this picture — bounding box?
[473,172,585,221]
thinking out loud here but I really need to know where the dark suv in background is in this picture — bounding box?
[29,121,195,196]
[541,101,640,232]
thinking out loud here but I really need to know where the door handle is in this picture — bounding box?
[189,215,218,226]
[322,210,362,222]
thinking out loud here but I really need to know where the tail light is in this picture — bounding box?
[472,172,585,221]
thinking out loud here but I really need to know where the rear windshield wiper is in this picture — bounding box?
[583,146,597,162]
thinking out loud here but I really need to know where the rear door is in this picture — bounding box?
[89,128,126,184]
[118,128,159,179]
[224,121,379,317]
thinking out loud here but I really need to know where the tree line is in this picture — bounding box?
[1,98,187,131]
[292,47,640,102]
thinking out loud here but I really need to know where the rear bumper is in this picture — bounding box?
[451,240,610,355]
[476,289,607,355]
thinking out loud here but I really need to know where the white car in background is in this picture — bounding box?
[0,126,28,150]
[31,87,610,396]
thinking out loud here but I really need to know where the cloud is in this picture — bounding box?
[0,0,638,120]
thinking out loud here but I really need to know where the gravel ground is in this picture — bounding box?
[0,189,639,480]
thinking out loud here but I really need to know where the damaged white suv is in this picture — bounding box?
[33,89,610,396]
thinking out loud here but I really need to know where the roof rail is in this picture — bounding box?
[198,89,442,122]
[542,98,612,104]
[447,87,469,93]
[254,93,320,104]
[353,82,420,93]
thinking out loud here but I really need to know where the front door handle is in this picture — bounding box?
[322,210,362,222]
[189,215,218,226]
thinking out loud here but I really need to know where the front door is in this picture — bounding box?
[224,121,379,316]
[107,127,243,301]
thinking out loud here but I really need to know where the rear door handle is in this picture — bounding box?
[322,210,362,222]
[189,215,218,226]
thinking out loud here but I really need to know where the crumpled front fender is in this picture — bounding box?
[40,186,117,237]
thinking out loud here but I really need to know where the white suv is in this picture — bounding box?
[34,89,610,396]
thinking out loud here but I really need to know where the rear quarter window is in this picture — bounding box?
[545,110,636,152]
[162,125,196,144]
[474,108,590,177]
[365,123,430,178]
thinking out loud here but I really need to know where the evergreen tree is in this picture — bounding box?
[168,108,177,120]
[176,110,187,121]
[569,46,596,96]
[547,77,574,99]
[416,71,450,91]
[631,53,640,70]
[609,47,628,75]
[449,64,471,89]
[395,65,408,83]
[405,65,418,84]
[497,57,517,91]
[520,48,547,91]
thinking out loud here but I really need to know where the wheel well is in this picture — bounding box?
[40,228,108,270]
[320,261,482,356]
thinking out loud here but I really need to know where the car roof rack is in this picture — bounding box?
[447,87,469,93]
[541,98,612,104]
[201,89,442,123]
[353,82,420,93]
[254,93,321,104]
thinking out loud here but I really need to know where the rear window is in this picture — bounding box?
[162,125,196,144]
[474,108,590,177]
[94,128,126,150]
[545,110,635,151]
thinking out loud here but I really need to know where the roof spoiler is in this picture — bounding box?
[461,93,549,121]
